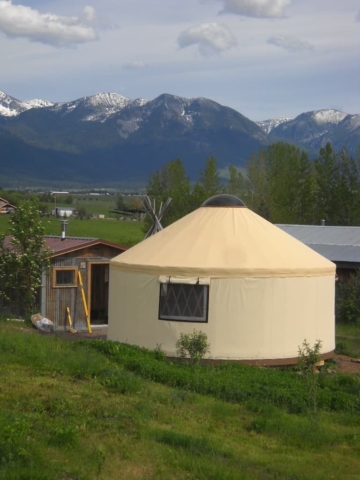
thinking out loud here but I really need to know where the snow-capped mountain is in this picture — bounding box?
[0,90,149,122]
[256,117,292,134]
[0,91,53,117]
[310,109,348,125]
[0,90,268,185]
[0,89,358,187]
[268,109,356,150]
[49,92,149,123]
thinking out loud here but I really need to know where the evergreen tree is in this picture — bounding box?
[226,165,246,200]
[245,148,270,219]
[266,143,315,224]
[198,156,223,198]
[116,194,126,211]
[0,200,50,320]
[313,143,340,225]
[146,158,192,227]
[334,148,359,225]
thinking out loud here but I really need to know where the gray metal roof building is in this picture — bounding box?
[276,225,360,265]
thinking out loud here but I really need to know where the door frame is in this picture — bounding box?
[87,261,110,325]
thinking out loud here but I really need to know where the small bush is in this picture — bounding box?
[336,273,360,325]
[47,426,78,448]
[175,330,211,364]
[297,339,322,420]
[0,415,32,466]
[335,341,351,356]
[99,367,143,394]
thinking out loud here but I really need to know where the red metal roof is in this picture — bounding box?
[3,236,128,257]
[0,197,16,211]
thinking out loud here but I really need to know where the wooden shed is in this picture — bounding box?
[40,235,127,331]
[0,197,16,215]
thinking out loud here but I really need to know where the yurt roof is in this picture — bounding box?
[111,195,335,278]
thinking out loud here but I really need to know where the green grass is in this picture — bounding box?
[1,319,360,479]
[71,194,118,215]
[50,194,142,216]
[0,215,10,235]
[0,215,144,247]
[336,324,360,357]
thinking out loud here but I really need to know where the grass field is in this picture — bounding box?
[335,324,360,357]
[0,215,144,247]
[0,319,360,480]
[50,193,143,216]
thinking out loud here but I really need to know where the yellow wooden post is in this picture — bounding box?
[66,307,77,334]
[66,307,73,328]
[78,271,92,333]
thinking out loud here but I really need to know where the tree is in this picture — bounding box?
[190,156,223,210]
[146,158,192,227]
[245,148,270,219]
[335,271,360,325]
[0,200,50,320]
[226,165,246,200]
[77,206,88,220]
[334,148,359,226]
[313,143,340,225]
[266,143,315,224]
[198,156,222,199]
[116,194,126,211]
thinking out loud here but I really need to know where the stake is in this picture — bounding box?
[78,271,92,333]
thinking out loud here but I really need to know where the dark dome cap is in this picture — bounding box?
[201,194,246,207]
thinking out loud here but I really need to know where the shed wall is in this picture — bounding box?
[45,245,123,330]
[45,257,88,331]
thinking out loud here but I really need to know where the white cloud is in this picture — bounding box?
[123,61,148,69]
[267,36,314,52]
[218,0,291,18]
[0,1,98,46]
[178,23,236,55]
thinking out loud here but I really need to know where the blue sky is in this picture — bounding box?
[0,0,359,120]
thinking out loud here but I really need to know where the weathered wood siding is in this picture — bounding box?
[45,245,122,330]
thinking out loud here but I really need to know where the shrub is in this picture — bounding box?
[297,339,322,420]
[175,330,211,364]
[336,272,360,325]
[99,367,143,394]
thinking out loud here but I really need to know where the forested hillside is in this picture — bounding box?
[147,142,360,227]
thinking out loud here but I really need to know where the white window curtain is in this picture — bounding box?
[158,275,210,285]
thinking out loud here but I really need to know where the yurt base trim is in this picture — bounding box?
[166,350,334,367]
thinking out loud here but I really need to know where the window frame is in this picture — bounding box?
[158,282,209,323]
[52,267,78,288]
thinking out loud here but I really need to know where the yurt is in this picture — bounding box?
[108,195,336,365]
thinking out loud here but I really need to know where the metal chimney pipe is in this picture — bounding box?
[60,220,68,241]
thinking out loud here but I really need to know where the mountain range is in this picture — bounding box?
[0,90,359,187]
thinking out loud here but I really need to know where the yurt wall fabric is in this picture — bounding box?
[108,271,335,361]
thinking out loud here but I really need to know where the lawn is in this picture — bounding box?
[335,323,360,357]
[0,319,360,480]
[0,215,144,247]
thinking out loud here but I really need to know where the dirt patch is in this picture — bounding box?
[334,355,360,374]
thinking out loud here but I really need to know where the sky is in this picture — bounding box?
[0,0,359,121]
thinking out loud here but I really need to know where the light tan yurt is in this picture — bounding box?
[108,195,336,365]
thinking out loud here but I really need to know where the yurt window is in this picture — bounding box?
[159,283,209,322]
